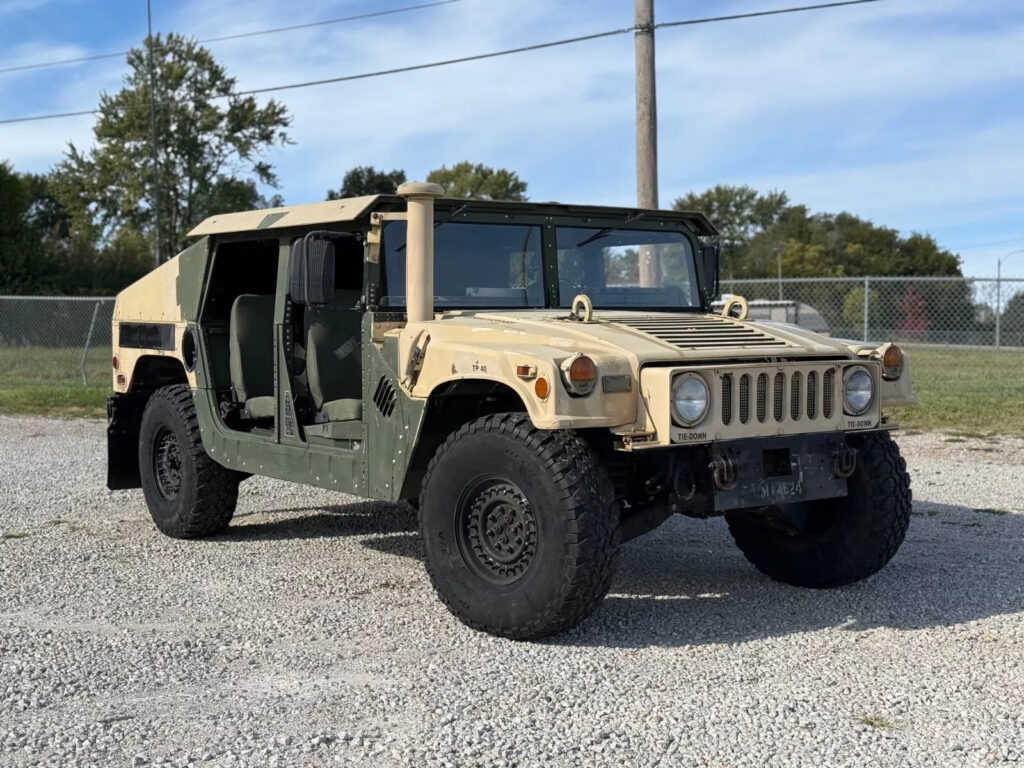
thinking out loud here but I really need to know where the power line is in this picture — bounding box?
[0,0,883,126]
[0,0,463,75]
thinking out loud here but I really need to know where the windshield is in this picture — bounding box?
[555,226,700,309]
[381,221,544,308]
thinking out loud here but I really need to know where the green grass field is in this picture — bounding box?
[1,345,1021,435]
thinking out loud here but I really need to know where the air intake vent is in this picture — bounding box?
[721,374,733,425]
[807,371,817,419]
[606,314,790,350]
[756,373,768,422]
[373,376,397,417]
[790,372,802,421]
[774,373,785,422]
[739,374,750,424]
[823,369,835,418]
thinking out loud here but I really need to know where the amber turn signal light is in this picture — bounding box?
[881,344,903,380]
[534,377,550,400]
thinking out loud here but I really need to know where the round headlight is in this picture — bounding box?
[843,366,874,415]
[672,373,709,426]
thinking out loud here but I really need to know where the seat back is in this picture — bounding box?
[229,294,276,403]
[305,294,363,410]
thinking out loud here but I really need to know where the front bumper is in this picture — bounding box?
[710,433,853,511]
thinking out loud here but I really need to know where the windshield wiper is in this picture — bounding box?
[397,202,470,252]
[574,211,646,248]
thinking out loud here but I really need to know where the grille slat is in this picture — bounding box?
[823,369,835,418]
[608,314,790,351]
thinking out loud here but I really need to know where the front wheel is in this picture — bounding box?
[725,431,912,588]
[419,413,620,640]
[138,385,242,539]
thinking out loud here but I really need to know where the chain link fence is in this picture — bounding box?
[0,297,115,387]
[721,276,1024,349]
[1,276,1022,388]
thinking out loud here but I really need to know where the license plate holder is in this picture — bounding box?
[712,433,849,511]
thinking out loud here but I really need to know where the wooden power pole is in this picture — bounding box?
[635,0,658,210]
[635,0,659,286]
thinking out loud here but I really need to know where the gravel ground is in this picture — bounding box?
[1,416,1022,768]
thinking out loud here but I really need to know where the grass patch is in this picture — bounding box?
[892,346,1024,436]
[852,713,898,730]
[1,531,31,540]
[0,384,107,418]
[975,508,1010,516]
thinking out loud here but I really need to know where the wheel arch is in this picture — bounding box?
[398,378,531,499]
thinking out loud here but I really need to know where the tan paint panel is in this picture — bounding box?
[188,197,379,236]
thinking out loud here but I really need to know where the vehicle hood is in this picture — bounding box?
[431,309,862,367]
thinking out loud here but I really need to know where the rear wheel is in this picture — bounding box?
[725,431,911,588]
[139,384,242,539]
[419,413,620,639]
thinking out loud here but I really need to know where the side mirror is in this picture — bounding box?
[289,233,336,305]
[700,243,720,302]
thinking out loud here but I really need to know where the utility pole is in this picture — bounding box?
[635,0,658,286]
[146,0,163,266]
[634,0,657,210]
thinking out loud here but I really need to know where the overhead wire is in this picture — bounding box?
[0,0,883,126]
[0,0,464,75]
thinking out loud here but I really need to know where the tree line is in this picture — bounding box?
[3,33,1019,336]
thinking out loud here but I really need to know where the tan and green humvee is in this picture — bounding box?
[107,182,914,639]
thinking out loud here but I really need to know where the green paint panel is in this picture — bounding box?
[174,237,210,321]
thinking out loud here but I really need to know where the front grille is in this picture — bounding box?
[608,314,790,350]
[716,364,838,432]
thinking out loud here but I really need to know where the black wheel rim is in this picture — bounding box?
[153,426,182,501]
[457,476,537,585]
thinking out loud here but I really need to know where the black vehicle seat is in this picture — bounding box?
[305,293,363,422]
[229,294,276,419]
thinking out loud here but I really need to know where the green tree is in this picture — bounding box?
[327,166,406,199]
[673,185,790,278]
[426,162,528,200]
[51,33,290,263]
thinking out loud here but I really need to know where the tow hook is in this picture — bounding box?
[710,454,738,491]
[833,446,858,479]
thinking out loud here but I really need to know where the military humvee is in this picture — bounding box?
[107,182,914,639]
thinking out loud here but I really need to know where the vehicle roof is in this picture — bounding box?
[188,195,718,237]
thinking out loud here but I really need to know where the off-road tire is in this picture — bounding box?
[419,413,620,640]
[139,384,241,539]
[725,431,912,588]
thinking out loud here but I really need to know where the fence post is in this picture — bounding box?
[995,268,1002,349]
[79,299,102,386]
[862,276,870,342]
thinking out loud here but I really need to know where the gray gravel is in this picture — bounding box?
[1,415,1022,768]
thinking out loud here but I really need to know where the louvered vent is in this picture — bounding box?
[807,371,818,419]
[773,373,785,422]
[722,374,733,425]
[373,376,397,417]
[823,369,835,418]
[756,373,768,422]
[790,371,802,421]
[739,374,750,424]
[607,314,790,350]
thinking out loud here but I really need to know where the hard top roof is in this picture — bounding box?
[188,194,718,237]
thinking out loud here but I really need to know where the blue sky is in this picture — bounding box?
[1,0,1023,276]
